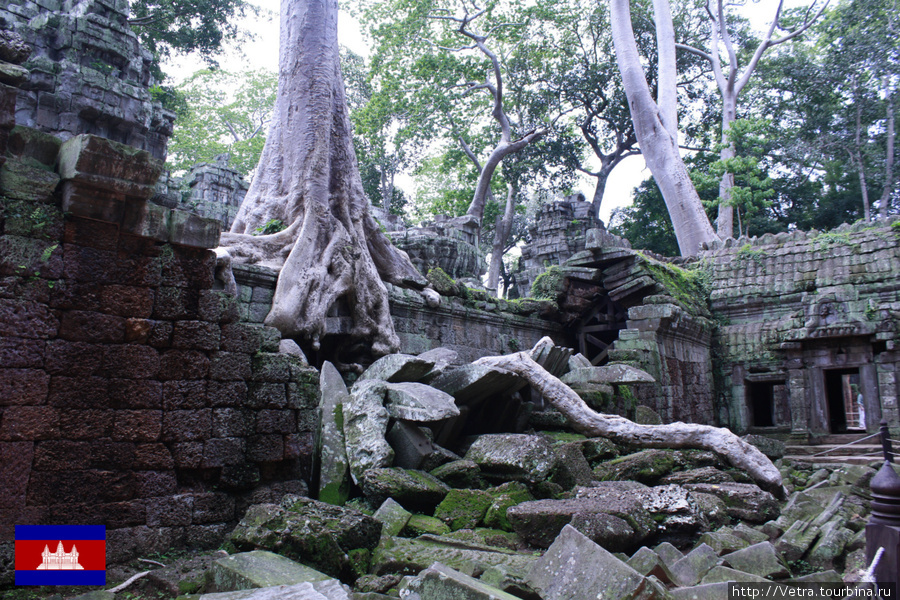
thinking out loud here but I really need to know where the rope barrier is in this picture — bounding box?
[811,431,882,456]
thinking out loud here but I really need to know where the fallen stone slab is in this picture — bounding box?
[721,542,790,579]
[229,499,382,580]
[787,570,844,584]
[372,498,412,538]
[417,347,460,382]
[430,459,485,489]
[402,514,451,537]
[733,522,770,545]
[208,551,335,592]
[429,363,524,406]
[354,573,402,594]
[550,442,594,489]
[629,485,713,534]
[318,361,351,506]
[360,468,450,513]
[593,449,678,484]
[530,338,572,377]
[464,434,557,483]
[561,364,655,385]
[386,421,434,470]
[654,541,684,567]
[372,535,538,580]
[700,566,769,584]
[526,525,651,600]
[507,498,641,549]
[659,467,735,486]
[198,581,350,600]
[669,543,717,587]
[357,353,435,383]
[807,521,854,570]
[434,489,493,531]
[670,582,729,600]
[696,530,749,555]
[398,562,521,600]
[383,382,459,422]
[742,434,786,460]
[775,519,820,563]
[683,483,780,523]
[343,380,393,484]
[483,482,535,532]
[627,546,663,576]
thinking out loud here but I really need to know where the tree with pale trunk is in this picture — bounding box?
[219,0,428,361]
[676,0,829,238]
[609,0,720,255]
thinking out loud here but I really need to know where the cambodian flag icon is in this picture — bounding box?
[15,525,106,586]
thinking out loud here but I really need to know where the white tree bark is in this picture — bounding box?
[609,0,719,256]
[879,86,895,219]
[487,180,516,292]
[677,0,829,239]
[475,351,786,497]
[219,0,425,355]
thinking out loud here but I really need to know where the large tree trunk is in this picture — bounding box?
[219,0,425,356]
[853,96,872,221]
[610,0,719,256]
[880,88,895,219]
[475,351,785,497]
[487,180,517,293]
[716,96,737,238]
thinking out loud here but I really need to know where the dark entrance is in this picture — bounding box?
[748,381,775,427]
[825,368,863,433]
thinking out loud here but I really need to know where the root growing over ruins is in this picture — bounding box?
[217,0,425,355]
[475,351,786,497]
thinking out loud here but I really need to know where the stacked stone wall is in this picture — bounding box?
[0,131,318,570]
[1,0,174,160]
[701,221,900,434]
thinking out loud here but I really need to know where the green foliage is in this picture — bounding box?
[810,230,859,251]
[166,68,276,176]
[128,0,257,77]
[696,119,776,237]
[736,243,766,265]
[609,178,681,257]
[149,84,190,117]
[531,265,564,300]
[253,218,285,235]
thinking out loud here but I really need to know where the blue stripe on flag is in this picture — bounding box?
[15,570,106,586]
[15,525,106,541]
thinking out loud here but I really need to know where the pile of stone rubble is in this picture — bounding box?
[76,344,879,600]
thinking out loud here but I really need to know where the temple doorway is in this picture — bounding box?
[824,368,863,433]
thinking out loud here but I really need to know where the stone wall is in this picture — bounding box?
[701,222,900,436]
[1,0,174,160]
[0,131,318,569]
[515,196,625,296]
[230,264,567,364]
[390,215,485,280]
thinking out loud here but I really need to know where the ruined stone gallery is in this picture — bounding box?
[1,0,899,597]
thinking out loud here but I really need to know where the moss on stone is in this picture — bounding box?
[426,267,459,295]
[401,514,451,537]
[433,489,493,531]
[530,265,564,300]
[635,253,710,317]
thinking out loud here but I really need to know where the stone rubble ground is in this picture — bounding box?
[63,344,879,600]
